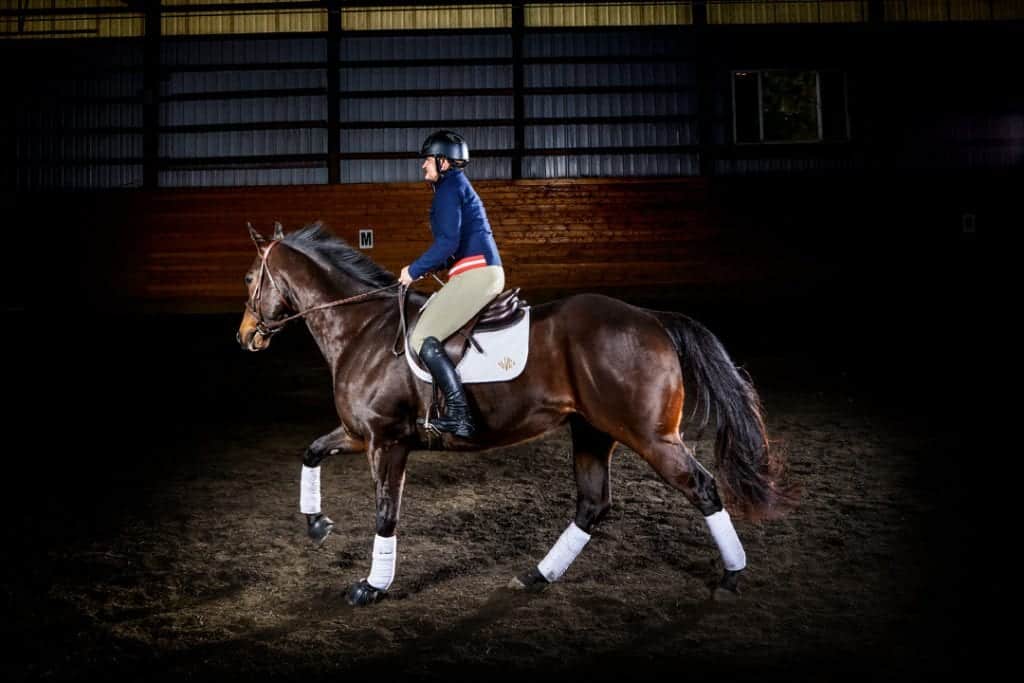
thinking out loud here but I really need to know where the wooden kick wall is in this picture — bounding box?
[10,173,990,315]
[37,177,763,313]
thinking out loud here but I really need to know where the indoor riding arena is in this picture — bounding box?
[3,2,1006,681]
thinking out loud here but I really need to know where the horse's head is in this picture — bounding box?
[237,221,290,352]
[238,220,399,352]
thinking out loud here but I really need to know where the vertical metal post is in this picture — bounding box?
[327,0,341,184]
[511,1,524,180]
[867,0,884,23]
[694,1,714,176]
[142,1,161,189]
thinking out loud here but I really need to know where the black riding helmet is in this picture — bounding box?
[420,130,469,162]
[420,130,469,179]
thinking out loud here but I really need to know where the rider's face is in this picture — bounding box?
[422,156,449,183]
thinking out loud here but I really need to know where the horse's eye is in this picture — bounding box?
[245,274,253,284]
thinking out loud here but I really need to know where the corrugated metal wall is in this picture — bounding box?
[341,4,510,31]
[5,2,1020,191]
[162,35,326,64]
[889,112,1024,169]
[525,2,693,26]
[713,157,861,174]
[337,31,514,182]
[339,32,511,61]
[524,153,698,176]
[0,0,143,39]
[336,26,699,181]
[708,1,868,24]
[8,39,144,190]
[522,29,699,177]
[160,36,327,187]
[162,9,327,36]
[524,28,685,57]
[885,0,1024,21]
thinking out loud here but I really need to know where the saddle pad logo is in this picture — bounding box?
[405,308,530,384]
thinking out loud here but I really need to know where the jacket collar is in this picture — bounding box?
[436,166,463,186]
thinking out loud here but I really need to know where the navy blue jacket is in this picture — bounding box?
[408,169,501,279]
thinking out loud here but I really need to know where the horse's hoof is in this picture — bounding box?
[306,513,334,548]
[346,579,386,606]
[507,566,550,593]
[711,568,742,601]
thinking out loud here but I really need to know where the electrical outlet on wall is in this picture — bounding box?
[961,213,976,235]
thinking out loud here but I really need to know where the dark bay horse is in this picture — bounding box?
[237,223,791,606]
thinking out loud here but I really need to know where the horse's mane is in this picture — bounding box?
[282,222,397,290]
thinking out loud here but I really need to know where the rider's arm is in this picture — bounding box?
[408,184,462,279]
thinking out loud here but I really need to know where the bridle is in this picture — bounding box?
[246,239,287,338]
[246,239,401,339]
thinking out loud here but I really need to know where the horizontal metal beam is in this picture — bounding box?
[159,153,326,168]
[15,140,895,169]
[13,113,717,135]
[160,87,326,101]
[18,120,730,139]
[339,114,701,129]
[15,147,693,168]
[160,54,695,73]
[154,83,696,103]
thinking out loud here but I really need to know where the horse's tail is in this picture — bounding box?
[651,310,795,521]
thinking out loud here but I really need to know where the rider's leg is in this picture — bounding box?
[419,336,475,437]
[411,265,504,436]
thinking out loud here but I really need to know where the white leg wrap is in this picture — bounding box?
[366,534,397,590]
[537,522,592,582]
[705,509,746,571]
[299,465,321,514]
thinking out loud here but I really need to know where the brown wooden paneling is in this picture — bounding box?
[18,171,993,315]
[32,177,757,313]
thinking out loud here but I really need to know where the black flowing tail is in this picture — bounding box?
[652,310,796,521]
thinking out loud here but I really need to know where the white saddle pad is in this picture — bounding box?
[405,307,530,384]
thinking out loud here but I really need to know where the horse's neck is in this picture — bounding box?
[292,270,397,372]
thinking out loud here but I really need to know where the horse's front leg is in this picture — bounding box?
[300,425,365,547]
[346,440,410,607]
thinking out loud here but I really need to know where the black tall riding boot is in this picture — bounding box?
[419,336,476,438]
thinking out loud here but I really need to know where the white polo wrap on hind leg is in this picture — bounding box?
[367,534,397,590]
[537,522,592,582]
[705,509,746,571]
[300,465,321,514]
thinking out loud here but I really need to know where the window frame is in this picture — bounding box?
[731,68,849,145]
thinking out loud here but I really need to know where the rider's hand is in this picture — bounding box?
[399,266,414,286]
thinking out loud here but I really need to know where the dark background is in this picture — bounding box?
[1,4,1006,680]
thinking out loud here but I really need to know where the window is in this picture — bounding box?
[732,69,848,143]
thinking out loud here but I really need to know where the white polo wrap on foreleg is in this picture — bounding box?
[367,534,397,590]
[300,465,321,514]
[537,522,592,582]
[705,509,746,571]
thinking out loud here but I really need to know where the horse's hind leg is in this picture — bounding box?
[570,415,616,533]
[301,425,366,547]
[633,435,746,598]
[512,415,616,591]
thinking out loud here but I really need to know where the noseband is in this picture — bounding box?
[246,239,401,339]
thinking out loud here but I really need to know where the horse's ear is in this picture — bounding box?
[248,222,267,248]
[273,221,284,241]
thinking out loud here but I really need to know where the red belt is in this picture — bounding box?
[448,254,489,278]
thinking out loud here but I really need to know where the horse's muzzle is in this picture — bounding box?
[238,327,269,352]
